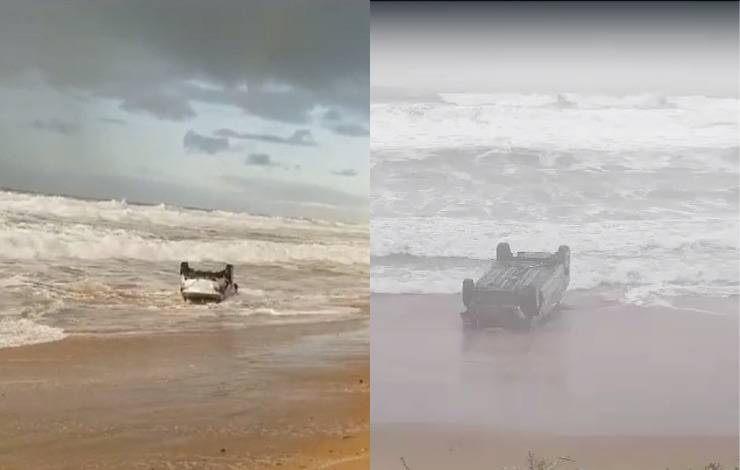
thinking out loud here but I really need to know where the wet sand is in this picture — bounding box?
[0,317,369,470]
[371,293,739,469]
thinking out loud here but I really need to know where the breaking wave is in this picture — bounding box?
[437,92,682,109]
[0,318,66,348]
[370,93,739,304]
[0,221,367,265]
[372,93,737,154]
[0,191,368,266]
[0,191,366,236]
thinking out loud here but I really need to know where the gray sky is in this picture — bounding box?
[372,1,739,97]
[0,0,369,222]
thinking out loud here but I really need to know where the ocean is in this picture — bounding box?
[370,93,739,306]
[0,190,369,348]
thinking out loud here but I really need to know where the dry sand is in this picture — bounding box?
[371,292,739,470]
[0,317,369,470]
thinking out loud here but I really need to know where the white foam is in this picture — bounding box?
[0,274,31,289]
[237,287,265,297]
[0,191,367,237]
[0,221,369,265]
[0,318,66,348]
[233,305,358,317]
[372,93,738,161]
[438,92,697,110]
[371,265,476,295]
[637,297,729,317]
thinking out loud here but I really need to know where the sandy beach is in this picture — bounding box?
[0,316,369,470]
[371,292,739,469]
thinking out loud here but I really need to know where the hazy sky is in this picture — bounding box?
[0,0,368,222]
[372,1,739,97]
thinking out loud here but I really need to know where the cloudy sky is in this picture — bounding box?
[372,1,739,97]
[0,0,368,222]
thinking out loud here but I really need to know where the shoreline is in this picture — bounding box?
[0,317,369,469]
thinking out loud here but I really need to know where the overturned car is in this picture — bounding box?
[461,243,570,329]
[179,262,238,303]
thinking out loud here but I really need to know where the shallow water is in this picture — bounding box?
[0,190,369,347]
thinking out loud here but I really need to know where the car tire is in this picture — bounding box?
[496,242,513,261]
[462,278,475,308]
[558,245,571,275]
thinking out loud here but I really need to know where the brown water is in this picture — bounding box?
[0,190,369,347]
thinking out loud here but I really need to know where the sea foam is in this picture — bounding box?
[0,317,66,348]
[370,93,739,304]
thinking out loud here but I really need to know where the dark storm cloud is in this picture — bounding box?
[120,92,196,122]
[330,124,369,137]
[216,128,317,147]
[176,82,318,123]
[183,130,229,154]
[245,153,275,167]
[30,118,78,134]
[0,0,369,123]
[332,168,358,177]
[372,1,739,96]
[319,108,369,137]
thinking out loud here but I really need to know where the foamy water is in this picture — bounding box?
[371,93,739,303]
[0,191,369,348]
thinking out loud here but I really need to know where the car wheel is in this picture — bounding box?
[558,245,571,275]
[496,242,513,261]
[462,278,475,308]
